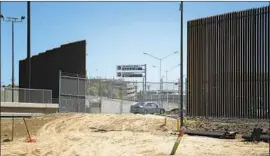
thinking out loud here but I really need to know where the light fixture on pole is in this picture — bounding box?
[143,51,178,92]
[1,15,25,102]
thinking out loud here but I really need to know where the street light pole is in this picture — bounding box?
[143,51,178,91]
[1,15,25,102]
[11,21,14,102]
[144,51,178,108]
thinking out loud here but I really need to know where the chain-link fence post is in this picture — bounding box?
[77,74,79,113]
[135,81,138,102]
[173,92,175,104]
[120,84,123,114]
[42,89,45,103]
[100,79,103,109]
[167,92,169,107]
[24,89,26,103]
[133,81,136,102]
[50,90,52,103]
[110,80,113,99]
[28,88,30,103]
[97,79,101,111]
[58,70,62,112]
[3,88,6,102]
[87,78,91,113]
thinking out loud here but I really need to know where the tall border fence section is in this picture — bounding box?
[187,6,269,119]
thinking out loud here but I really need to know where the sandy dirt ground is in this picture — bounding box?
[1,113,269,156]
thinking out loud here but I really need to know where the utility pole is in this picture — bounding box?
[179,1,184,128]
[27,1,31,89]
[0,2,2,95]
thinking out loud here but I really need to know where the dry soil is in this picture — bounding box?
[1,113,269,156]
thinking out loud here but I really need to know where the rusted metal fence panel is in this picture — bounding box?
[187,6,270,119]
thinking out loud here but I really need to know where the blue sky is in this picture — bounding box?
[0,1,268,85]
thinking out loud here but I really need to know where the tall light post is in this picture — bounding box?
[143,51,178,92]
[1,15,25,102]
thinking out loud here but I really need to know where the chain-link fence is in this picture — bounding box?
[1,87,52,103]
[137,81,186,111]
[58,70,187,114]
[86,78,187,114]
[86,78,125,114]
[59,71,90,113]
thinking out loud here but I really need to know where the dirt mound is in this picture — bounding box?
[1,114,269,156]
[1,114,178,156]
[40,114,177,133]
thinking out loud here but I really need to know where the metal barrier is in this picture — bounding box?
[1,87,52,103]
[187,6,269,119]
